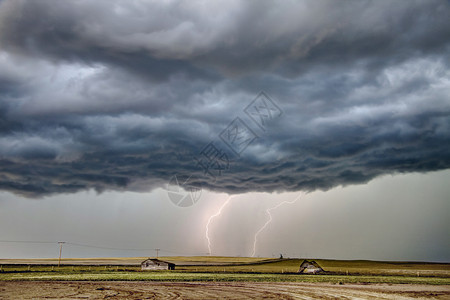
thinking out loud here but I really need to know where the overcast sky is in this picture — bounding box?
[0,0,449,261]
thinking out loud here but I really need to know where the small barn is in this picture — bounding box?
[298,260,324,274]
[141,258,175,271]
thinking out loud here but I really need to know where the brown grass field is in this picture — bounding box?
[1,256,449,299]
[1,281,450,299]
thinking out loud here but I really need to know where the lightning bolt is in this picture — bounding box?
[251,193,304,257]
[205,195,234,255]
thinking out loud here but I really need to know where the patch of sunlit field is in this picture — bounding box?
[158,256,268,264]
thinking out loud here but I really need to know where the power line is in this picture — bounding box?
[66,243,203,255]
[0,240,55,244]
[65,242,156,251]
[0,240,158,250]
[0,240,205,255]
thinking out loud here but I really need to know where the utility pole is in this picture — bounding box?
[155,248,160,258]
[58,242,65,267]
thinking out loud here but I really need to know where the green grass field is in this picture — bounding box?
[1,256,449,284]
[1,271,449,285]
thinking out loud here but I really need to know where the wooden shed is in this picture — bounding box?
[298,260,324,274]
[141,258,175,270]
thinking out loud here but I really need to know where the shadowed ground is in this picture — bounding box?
[1,281,449,299]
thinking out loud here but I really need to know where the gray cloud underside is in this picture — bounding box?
[0,0,449,197]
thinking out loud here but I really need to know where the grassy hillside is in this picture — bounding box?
[174,258,450,277]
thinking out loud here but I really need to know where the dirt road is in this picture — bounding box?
[1,281,449,299]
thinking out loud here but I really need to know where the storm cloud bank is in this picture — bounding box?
[0,0,449,197]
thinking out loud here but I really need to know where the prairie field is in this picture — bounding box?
[1,256,449,278]
[1,281,450,299]
[1,257,449,299]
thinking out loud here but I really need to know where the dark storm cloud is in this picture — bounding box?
[0,0,449,197]
[2,0,449,78]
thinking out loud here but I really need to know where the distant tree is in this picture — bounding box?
[279,254,283,259]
